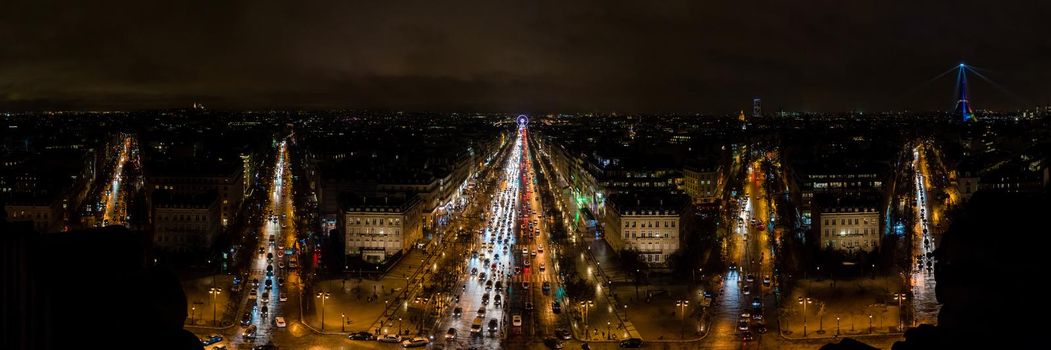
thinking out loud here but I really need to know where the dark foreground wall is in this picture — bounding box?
[1,224,203,350]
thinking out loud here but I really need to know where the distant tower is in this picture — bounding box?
[752,98,762,118]
[738,110,747,122]
[956,64,976,122]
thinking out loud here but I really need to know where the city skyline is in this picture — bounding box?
[2,2,1050,350]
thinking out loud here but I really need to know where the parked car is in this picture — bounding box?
[200,334,223,346]
[348,331,375,340]
[554,328,572,340]
[399,336,428,346]
[619,338,643,348]
[378,334,402,343]
[512,314,522,327]
[274,316,286,328]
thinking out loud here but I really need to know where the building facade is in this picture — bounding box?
[817,197,881,253]
[151,191,221,253]
[146,163,244,228]
[341,193,424,264]
[683,165,719,204]
[4,200,62,233]
[604,194,688,267]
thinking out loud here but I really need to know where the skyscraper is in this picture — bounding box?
[753,98,762,118]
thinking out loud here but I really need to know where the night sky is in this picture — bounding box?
[2,0,1049,113]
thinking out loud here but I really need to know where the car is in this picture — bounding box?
[530,250,537,256]
[752,297,762,308]
[755,323,768,334]
[525,301,534,310]
[445,327,457,339]
[737,319,750,331]
[201,334,223,346]
[279,292,287,302]
[260,305,268,317]
[522,248,528,254]
[539,263,546,271]
[522,281,530,289]
[471,267,478,275]
[742,285,751,295]
[523,259,531,267]
[619,338,643,348]
[495,281,503,290]
[242,325,257,339]
[348,331,375,340]
[453,307,463,317]
[241,312,252,326]
[512,314,522,326]
[261,292,270,303]
[542,281,551,293]
[378,334,402,343]
[274,316,287,328]
[746,274,755,283]
[762,275,771,286]
[552,301,562,313]
[478,307,486,317]
[752,313,764,321]
[543,337,565,349]
[250,288,258,296]
[488,319,499,332]
[740,311,751,319]
[264,279,273,288]
[537,245,544,253]
[555,328,572,340]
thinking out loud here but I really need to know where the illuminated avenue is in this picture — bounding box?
[4,107,1049,350]
[1,4,1048,350]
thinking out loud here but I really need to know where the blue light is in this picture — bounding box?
[959,63,965,67]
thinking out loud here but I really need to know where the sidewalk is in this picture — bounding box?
[779,277,905,339]
[183,274,237,328]
[303,248,428,334]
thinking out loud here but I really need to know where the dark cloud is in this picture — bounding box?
[1,0,1049,112]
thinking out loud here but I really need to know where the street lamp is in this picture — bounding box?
[191,305,196,326]
[208,287,221,326]
[580,300,594,340]
[676,299,689,339]
[341,312,346,332]
[317,291,331,331]
[798,296,812,336]
[836,315,841,336]
[869,314,874,334]
[893,292,907,331]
